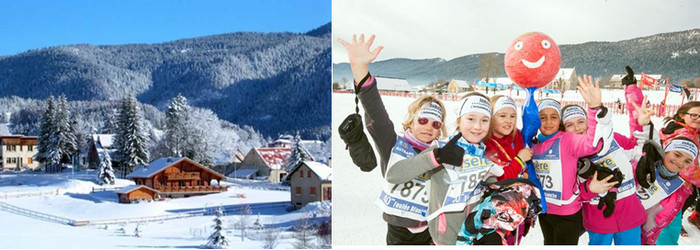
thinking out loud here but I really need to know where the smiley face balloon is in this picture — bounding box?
[504,32,561,89]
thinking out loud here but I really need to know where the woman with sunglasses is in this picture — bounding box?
[386,91,510,245]
[337,34,447,245]
[648,101,700,244]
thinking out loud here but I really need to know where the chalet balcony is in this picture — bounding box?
[165,172,200,180]
[156,186,228,193]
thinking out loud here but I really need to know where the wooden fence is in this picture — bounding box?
[333,90,680,117]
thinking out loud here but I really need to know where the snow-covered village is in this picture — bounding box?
[0,93,332,249]
[0,2,332,249]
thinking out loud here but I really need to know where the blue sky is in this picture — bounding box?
[0,0,331,56]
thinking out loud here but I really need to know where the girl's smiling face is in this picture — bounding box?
[663,150,695,173]
[491,108,517,138]
[458,113,490,143]
[539,109,560,136]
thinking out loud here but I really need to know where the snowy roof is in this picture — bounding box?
[375,76,413,92]
[92,134,115,149]
[451,79,470,88]
[553,68,576,80]
[256,147,292,170]
[480,77,514,85]
[228,169,258,178]
[126,157,225,179]
[285,161,332,182]
[115,185,159,194]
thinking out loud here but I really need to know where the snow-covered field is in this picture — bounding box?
[332,89,700,246]
[0,171,331,249]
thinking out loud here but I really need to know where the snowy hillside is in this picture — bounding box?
[332,90,700,245]
[0,171,331,248]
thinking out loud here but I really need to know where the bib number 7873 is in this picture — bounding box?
[390,182,429,203]
[537,174,554,189]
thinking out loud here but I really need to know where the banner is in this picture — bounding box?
[640,72,656,87]
[669,84,683,93]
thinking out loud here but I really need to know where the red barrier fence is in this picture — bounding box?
[333,90,679,118]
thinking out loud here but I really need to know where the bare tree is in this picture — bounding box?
[477,53,502,83]
[316,217,331,248]
[261,226,282,249]
[235,204,253,241]
[693,77,700,88]
[292,213,316,249]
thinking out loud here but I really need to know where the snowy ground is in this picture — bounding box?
[0,170,331,249]
[332,89,700,246]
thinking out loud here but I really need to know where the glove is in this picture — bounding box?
[595,165,624,188]
[597,191,617,217]
[434,133,465,166]
[636,140,664,189]
[621,66,637,86]
[577,158,598,179]
[593,107,614,156]
[338,113,377,172]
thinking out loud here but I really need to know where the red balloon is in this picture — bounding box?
[504,32,561,89]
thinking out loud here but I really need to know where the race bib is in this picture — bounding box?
[375,136,441,221]
[636,170,685,209]
[588,141,637,204]
[533,139,567,205]
[439,154,492,214]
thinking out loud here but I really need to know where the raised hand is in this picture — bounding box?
[631,95,653,126]
[433,133,465,166]
[337,34,384,83]
[588,171,619,194]
[577,74,602,108]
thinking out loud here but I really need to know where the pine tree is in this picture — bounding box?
[165,94,190,157]
[206,206,229,249]
[46,95,78,170]
[97,152,115,185]
[101,109,118,134]
[285,131,310,172]
[114,95,150,178]
[36,96,56,170]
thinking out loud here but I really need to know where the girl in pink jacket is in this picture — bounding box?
[558,68,650,245]
[532,75,618,245]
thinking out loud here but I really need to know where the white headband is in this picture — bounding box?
[538,99,561,115]
[493,96,517,114]
[458,95,492,118]
[562,106,587,123]
[665,139,699,161]
[417,102,443,121]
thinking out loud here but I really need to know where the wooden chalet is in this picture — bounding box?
[285,161,332,209]
[86,134,118,169]
[126,157,227,198]
[116,185,160,204]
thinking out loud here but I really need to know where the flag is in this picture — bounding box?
[640,72,656,87]
[669,84,682,93]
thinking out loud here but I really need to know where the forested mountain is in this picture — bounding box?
[0,22,331,139]
[333,28,700,86]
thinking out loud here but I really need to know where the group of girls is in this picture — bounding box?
[338,34,700,245]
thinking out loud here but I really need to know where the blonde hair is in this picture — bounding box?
[489,95,517,138]
[402,95,448,139]
[456,92,492,140]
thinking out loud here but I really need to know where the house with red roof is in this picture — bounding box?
[237,147,292,183]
